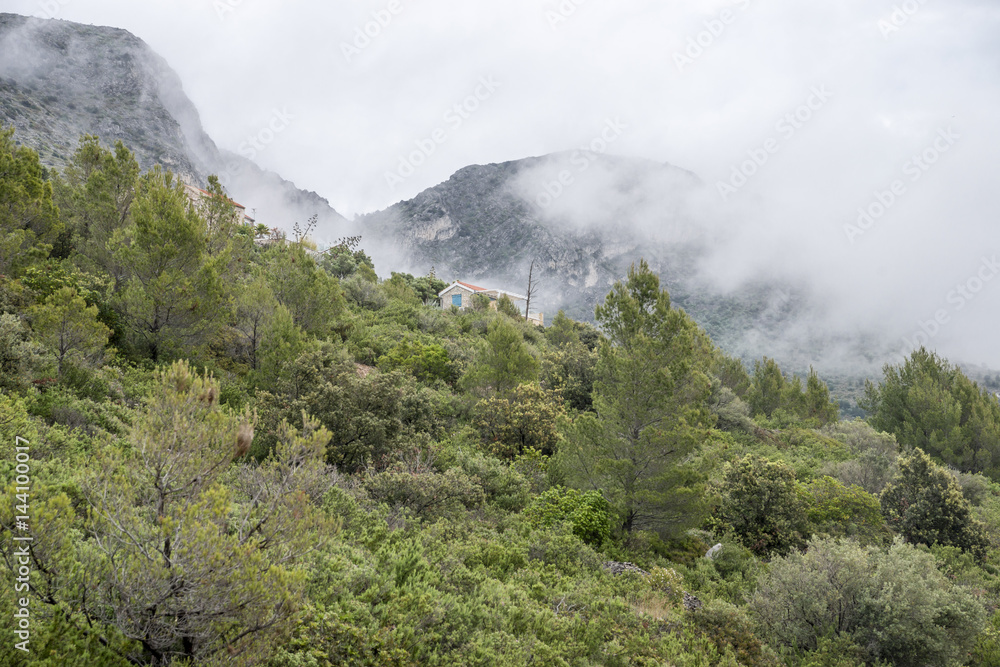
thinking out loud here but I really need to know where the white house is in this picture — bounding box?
[438,281,544,325]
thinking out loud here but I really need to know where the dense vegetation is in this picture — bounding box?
[2,126,1000,665]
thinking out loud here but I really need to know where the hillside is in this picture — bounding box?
[1,11,993,411]
[3,123,1000,665]
[0,12,351,240]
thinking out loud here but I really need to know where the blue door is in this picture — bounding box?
[452,294,462,307]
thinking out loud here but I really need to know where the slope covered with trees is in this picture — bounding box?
[2,127,1000,665]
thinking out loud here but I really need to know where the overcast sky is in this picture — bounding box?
[6,0,1000,367]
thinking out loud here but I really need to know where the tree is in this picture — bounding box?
[474,383,564,458]
[82,361,333,665]
[28,286,111,378]
[264,243,345,336]
[746,357,786,418]
[496,293,523,320]
[746,358,838,425]
[55,135,139,277]
[383,271,446,306]
[861,348,1000,478]
[880,448,990,561]
[524,258,539,323]
[546,310,581,348]
[463,317,539,395]
[711,350,751,398]
[750,536,986,666]
[713,454,810,556]
[541,340,597,412]
[230,270,280,370]
[109,167,226,361]
[804,367,839,425]
[557,259,713,537]
[319,235,376,280]
[0,126,61,274]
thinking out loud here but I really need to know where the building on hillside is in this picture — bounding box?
[182,183,255,226]
[438,281,544,326]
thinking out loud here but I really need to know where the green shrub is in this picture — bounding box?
[750,536,987,666]
[804,476,889,546]
[712,454,810,557]
[523,486,613,547]
[880,448,990,561]
[689,599,778,667]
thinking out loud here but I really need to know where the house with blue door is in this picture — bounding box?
[438,281,544,325]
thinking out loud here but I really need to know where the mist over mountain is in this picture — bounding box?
[1,11,996,402]
[0,12,350,241]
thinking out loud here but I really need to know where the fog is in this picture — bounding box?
[4,0,999,368]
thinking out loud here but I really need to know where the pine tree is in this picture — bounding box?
[558,260,712,536]
[28,286,111,378]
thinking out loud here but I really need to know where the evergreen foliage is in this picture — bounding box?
[2,128,1000,666]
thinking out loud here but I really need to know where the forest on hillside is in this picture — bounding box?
[4,126,1000,665]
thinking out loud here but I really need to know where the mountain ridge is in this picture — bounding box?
[0,12,351,239]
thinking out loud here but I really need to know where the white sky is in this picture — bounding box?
[5,0,1000,367]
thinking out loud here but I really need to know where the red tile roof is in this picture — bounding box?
[457,281,487,292]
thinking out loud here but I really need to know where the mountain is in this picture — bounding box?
[0,12,350,240]
[3,12,991,410]
[359,151,842,359]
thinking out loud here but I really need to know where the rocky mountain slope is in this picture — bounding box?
[358,152,824,359]
[0,12,349,238]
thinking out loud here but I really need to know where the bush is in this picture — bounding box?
[804,476,889,546]
[474,382,563,459]
[880,448,990,562]
[343,273,388,310]
[713,454,810,557]
[523,486,613,547]
[689,600,778,667]
[378,339,456,384]
[648,566,684,604]
[823,419,899,495]
[750,536,986,666]
[364,465,485,520]
[454,450,531,512]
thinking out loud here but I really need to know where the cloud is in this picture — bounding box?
[3,0,999,367]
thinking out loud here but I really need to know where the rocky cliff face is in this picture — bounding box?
[358,152,808,359]
[0,12,350,238]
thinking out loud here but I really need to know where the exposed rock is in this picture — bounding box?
[602,561,650,576]
[705,543,723,560]
[0,12,350,241]
[683,592,703,612]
